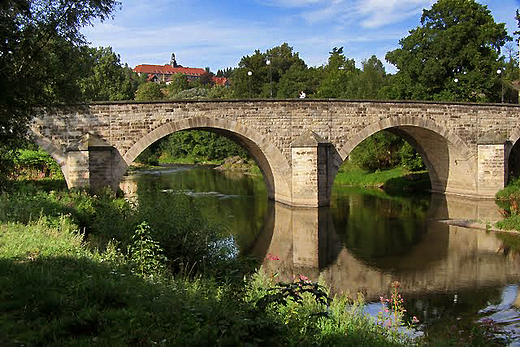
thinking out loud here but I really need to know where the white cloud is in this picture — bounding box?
[261,0,323,8]
[296,0,433,28]
[82,0,519,73]
[356,0,434,28]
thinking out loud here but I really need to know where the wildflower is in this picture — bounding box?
[412,316,420,324]
[266,253,280,261]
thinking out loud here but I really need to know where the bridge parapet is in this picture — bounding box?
[30,100,520,206]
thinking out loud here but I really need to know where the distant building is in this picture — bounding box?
[133,53,228,86]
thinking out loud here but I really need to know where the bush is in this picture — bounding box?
[134,82,164,101]
[169,87,210,100]
[159,130,248,162]
[13,149,63,179]
[350,131,424,173]
[495,178,520,217]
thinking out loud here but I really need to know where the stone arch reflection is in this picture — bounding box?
[257,194,520,301]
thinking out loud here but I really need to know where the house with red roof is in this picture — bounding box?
[133,54,228,86]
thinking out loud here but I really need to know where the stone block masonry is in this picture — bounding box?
[31,100,520,207]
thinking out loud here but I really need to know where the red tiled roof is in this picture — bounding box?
[133,64,206,76]
[212,77,228,86]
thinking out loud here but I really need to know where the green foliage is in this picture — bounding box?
[136,191,228,273]
[78,46,139,101]
[232,43,312,98]
[128,222,167,278]
[398,142,425,172]
[134,82,164,101]
[158,130,248,162]
[247,270,410,346]
[0,146,16,191]
[358,56,388,99]
[256,275,331,311]
[135,147,159,165]
[0,0,119,178]
[316,47,361,98]
[207,84,234,99]
[495,178,520,230]
[168,87,210,100]
[385,0,510,102]
[13,149,63,179]
[350,131,404,172]
[166,73,190,96]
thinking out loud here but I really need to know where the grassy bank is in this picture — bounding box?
[0,180,420,346]
[335,162,430,194]
[495,178,520,232]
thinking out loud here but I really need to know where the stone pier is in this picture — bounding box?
[31,100,520,206]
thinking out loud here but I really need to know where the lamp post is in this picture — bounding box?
[266,59,272,98]
[247,71,252,98]
[454,78,459,101]
[497,69,504,103]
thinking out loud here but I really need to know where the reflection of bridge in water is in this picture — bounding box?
[250,194,520,301]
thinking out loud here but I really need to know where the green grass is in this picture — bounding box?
[1,179,507,346]
[334,163,430,194]
[495,178,520,232]
[158,153,224,165]
[0,180,419,346]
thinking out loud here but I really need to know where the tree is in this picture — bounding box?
[199,71,215,87]
[385,0,510,102]
[315,47,360,98]
[135,83,164,101]
[0,0,119,185]
[79,46,139,101]
[231,43,309,98]
[166,73,190,97]
[232,49,269,98]
[208,85,233,99]
[216,68,234,78]
[277,64,318,98]
[357,55,387,99]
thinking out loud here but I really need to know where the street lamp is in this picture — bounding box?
[497,69,504,103]
[266,59,272,99]
[247,71,252,98]
[454,78,459,101]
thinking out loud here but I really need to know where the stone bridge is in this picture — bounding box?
[31,99,520,207]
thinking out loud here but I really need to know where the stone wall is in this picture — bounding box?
[30,100,520,206]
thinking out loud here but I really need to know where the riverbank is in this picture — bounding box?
[144,157,430,194]
[0,180,420,346]
[3,176,516,346]
[334,164,431,194]
[132,156,262,176]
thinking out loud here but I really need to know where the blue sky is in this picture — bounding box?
[82,0,520,73]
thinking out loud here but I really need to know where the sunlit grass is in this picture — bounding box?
[334,162,430,194]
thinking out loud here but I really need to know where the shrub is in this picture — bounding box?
[13,149,63,179]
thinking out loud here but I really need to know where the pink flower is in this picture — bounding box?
[266,254,280,261]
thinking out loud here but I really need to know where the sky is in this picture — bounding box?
[82,0,520,74]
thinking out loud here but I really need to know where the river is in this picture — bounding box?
[120,164,520,344]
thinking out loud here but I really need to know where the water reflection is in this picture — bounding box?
[257,195,520,301]
[121,166,520,342]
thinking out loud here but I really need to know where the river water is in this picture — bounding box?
[120,164,520,344]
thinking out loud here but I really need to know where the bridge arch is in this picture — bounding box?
[507,129,520,182]
[336,115,477,196]
[116,116,293,204]
[32,136,70,184]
